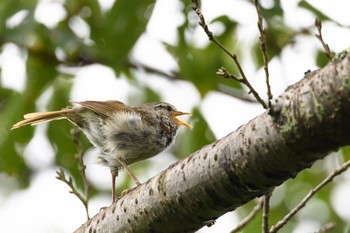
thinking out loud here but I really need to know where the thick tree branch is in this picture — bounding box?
[75,53,350,233]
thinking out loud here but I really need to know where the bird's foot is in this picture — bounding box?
[121,183,141,196]
[99,206,107,212]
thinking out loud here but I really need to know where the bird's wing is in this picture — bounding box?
[71,100,133,117]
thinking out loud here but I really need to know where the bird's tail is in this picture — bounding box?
[11,108,74,130]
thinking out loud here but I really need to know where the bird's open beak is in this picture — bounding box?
[173,112,192,128]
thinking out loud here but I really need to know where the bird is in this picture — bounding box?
[12,100,191,203]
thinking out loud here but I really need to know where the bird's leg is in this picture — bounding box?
[111,168,118,203]
[117,158,141,186]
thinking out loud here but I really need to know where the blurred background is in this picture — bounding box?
[1,0,350,232]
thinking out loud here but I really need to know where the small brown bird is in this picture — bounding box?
[12,100,191,203]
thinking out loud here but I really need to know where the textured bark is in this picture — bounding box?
[74,53,350,233]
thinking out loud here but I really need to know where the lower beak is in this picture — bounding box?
[173,112,192,128]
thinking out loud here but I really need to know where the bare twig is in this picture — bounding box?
[216,67,266,105]
[230,199,264,233]
[127,61,179,81]
[317,222,336,233]
[55,130,90,220]
[315,19,334,61]
[71,129,91,220]
[191,0,267,109]
[269,159,350,233]
[254,0,273,107]
[216,67,242,82]
[217,83,257,103]
[262,192,272,233]
[56,168,90,220]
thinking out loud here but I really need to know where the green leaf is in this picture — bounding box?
[168,14,243,96]
[298,1,334,23]
[0,92,31,187]
[88,0,156,71]
[316,49,331,67]
[175,107,215,158]
[0,0,32,35]
[259,0,284,18]
[253,18,296,68]
[46,76,89,190]
[0,55,57,186]
[341,146,350,161]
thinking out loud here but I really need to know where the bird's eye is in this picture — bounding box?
[166,105,172,111]
[154,103,175,112]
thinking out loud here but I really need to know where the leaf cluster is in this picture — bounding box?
[1,0,349,232]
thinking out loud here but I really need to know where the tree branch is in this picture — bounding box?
[262,192,272,233]
[317,222,336,233]
[71,129,91,220]
[56,168,89,217]
[315,19,334,61]
[75,53,350,233]
[254,0,273,106]
[269,158,350,233]
[191,0,268,109]
[230,199,263,233]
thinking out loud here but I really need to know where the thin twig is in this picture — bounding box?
[315,19,334,61]
[317,222,336,233]
[217,83,257,103]
[191,0,267,109]
[262,192,272,233]
[56,168,90,220]
[254,0,273,107]
[127,61,179,81]
[230,199,264,233]
[71,129,91,220]
[269,159,350,233]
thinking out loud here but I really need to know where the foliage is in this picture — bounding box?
[0,0,350,232]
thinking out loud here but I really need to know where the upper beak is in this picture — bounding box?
[173,111,192,128]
